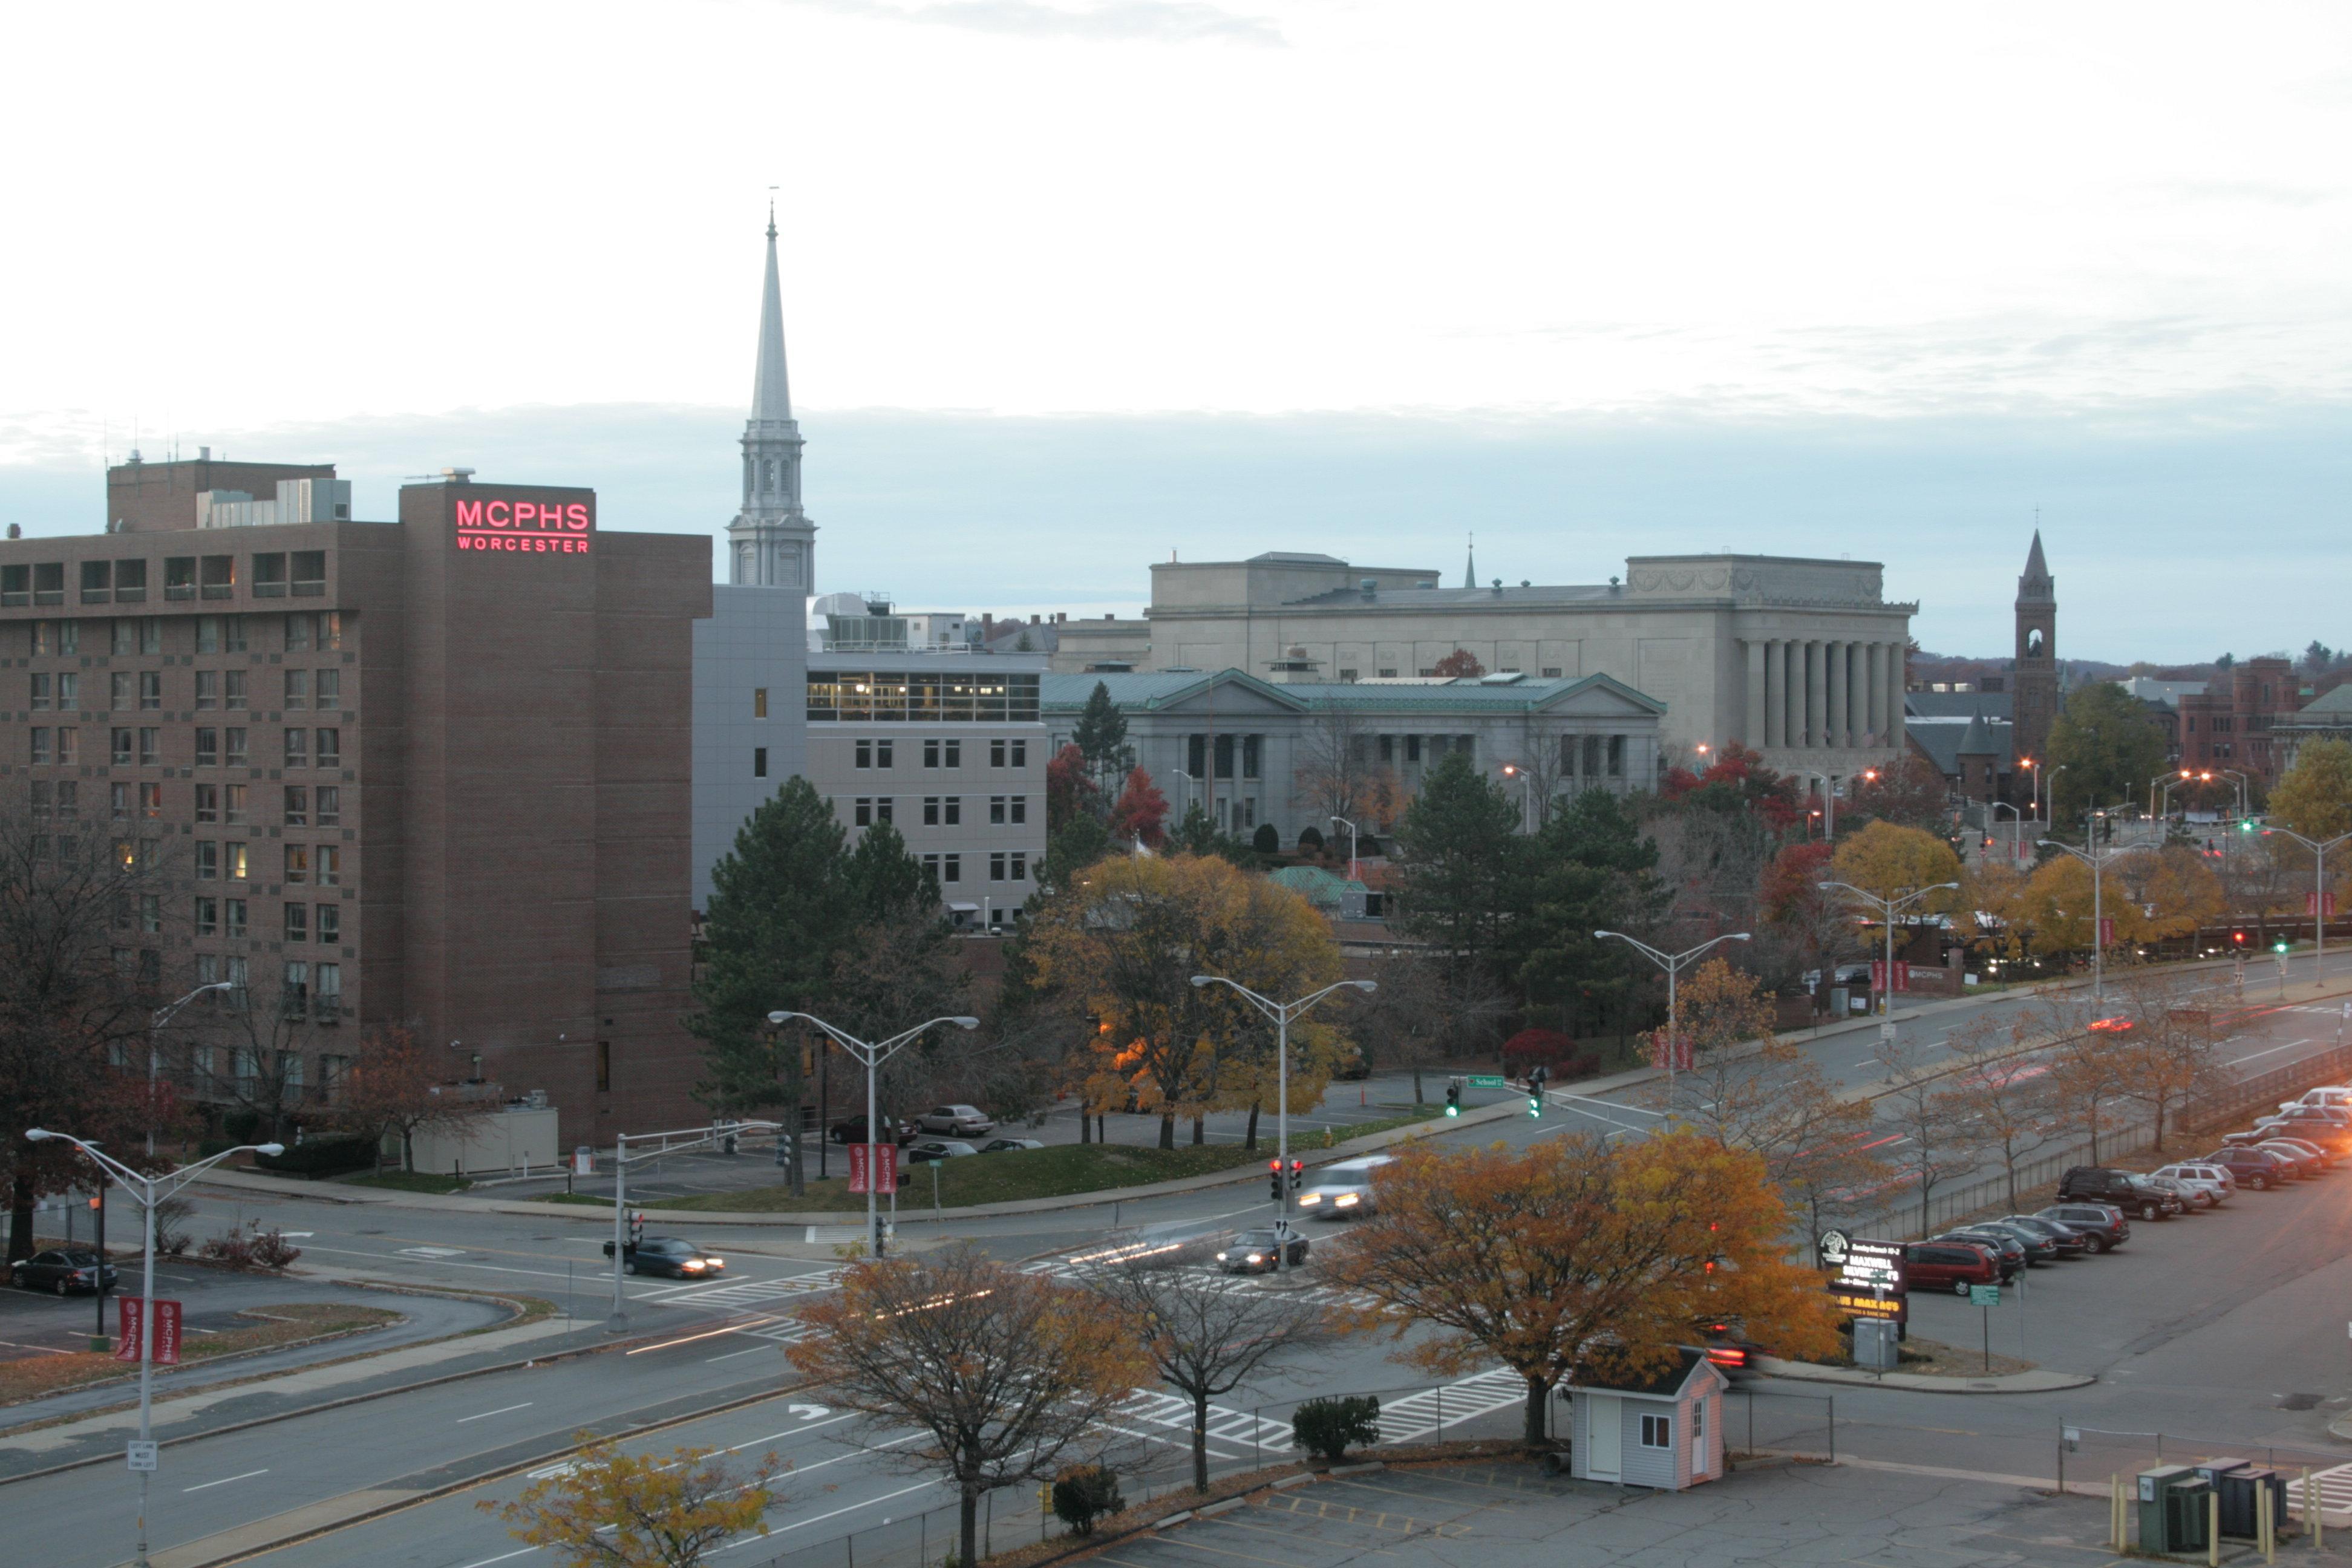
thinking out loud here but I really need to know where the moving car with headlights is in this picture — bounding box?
[1215,1225,1309,1273]
[602,1238,727,1279]
[1292,1155,1397,1219]
[9,1248,117,1295]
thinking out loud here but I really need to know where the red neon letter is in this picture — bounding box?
[456,499,483,527]
[486,500,511,526]
[566,503,590,530]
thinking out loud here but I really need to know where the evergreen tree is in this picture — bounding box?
[843,821,936,924]
[1043,814,1114,892]
[1166,803,1250,864]
[1071,682,1133,791]
[1391,752,1523,980]
[2045,682,2167,835]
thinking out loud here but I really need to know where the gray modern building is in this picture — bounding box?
[1041,668,1665,842]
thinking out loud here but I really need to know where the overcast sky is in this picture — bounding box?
[4,1,2348,661]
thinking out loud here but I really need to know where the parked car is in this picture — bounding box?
[2257,1137,2333,1177]
[2056,1166,2183,1220]
[978,1137,1044,1153]
[2283,1087,2352,1112]
[2150,1163,2234,1206]
[1999,1215,2092,1257]
[916,1105,996,1138]
[2254,1115,2352,1154]
[9,1247,118,1295]
[1936,1229,2027,1279]
[904,1138,978,1163]
[1214,1225,1310,1274]
[2201,1146,2294,1190]
[2034,1203,2131,1252]
[1959,1219,2064,1266]
[828,1116,918,1146]
[1901,1240,2003,1295]
[2141,1174,2211,1212]
[1293,1155,1399,1219]
[602,1238,726,1279]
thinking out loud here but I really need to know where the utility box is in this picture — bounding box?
[2137,1467,2211,1554]
[2192,1460,2249,1535]
[2223,1467,2285,1540]
[1853,1317,1900,1371]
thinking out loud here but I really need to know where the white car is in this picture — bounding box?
[2151,1162,2233,1206]
[2282,1087,2352,1112]
[917,1104,996,1137]
[1292,1155,1397,1220]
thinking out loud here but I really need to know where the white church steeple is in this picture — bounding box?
[728,207,815,587]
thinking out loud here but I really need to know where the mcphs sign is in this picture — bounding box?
[454,495,595,555]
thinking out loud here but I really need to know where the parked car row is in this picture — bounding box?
[826,1106,1017,1149]
[1903,1089,2352,1296]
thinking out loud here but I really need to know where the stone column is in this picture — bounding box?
[1803,641,1824,749]
[1763,641,1784,749]
[1745,639,1766,750]
[1828,641,1848,751]
[1888,642,1907,754]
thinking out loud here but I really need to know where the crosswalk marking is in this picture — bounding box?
[1377,1368,1530,1442]
[637,1270,842,1308]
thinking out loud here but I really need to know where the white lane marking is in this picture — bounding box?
[2232,1037,2315,1066]
[706,1344,774,1363]
[459,1549,541,1568]
[399,1246,465,1258]
[724,1412,854,1454]
[277,1231,315,1238]
[0,1339,74,1354]
[457,1402,536,1424]
[716,1478,941,1551]
[184,1468,270,1492]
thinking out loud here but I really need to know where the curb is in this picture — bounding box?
[1754,1355,2095,1394]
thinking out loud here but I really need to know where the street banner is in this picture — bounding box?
[1869,960,1912,993]
[848,1142,898,1195]
[2096,918,2115,947]
[116,1298,181,1364]
[1647,1031,1693,1071]
[2308,891,2337,917]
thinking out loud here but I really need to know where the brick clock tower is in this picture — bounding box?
[2013,531,2057,794]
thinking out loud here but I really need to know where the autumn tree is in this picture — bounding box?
[1430,648,1485,678]
[1296,703,1404,832]
[2113,843,2227,943]
[484,1436,785,1568]
[1936,1013,2054,1208]
[1870,1030,1980,1235]
[336,1027,493,1172]
[2270,738,2352,841]
[1045,743,1100,832]
[1843,753,1952,833]
[2042,998,2131,1163]
[1024,854,1347,1149]
[1829,821,1966,907]
[2107,971,2226,1153]
[1108,767,1169,849]
[2046,682,2167,834]
[1083,1238,1341,1492]
[789,1247,1151,1568]
[1333,1133,1839,1445]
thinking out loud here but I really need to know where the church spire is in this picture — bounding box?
[1463,532,1476,590]
[727,209,814,589]
[2017,528,2053,604]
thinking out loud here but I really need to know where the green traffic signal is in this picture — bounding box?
[2275,941,2290,953]
[1527,1095,1542,1119]
[1445,1103,1460,1117]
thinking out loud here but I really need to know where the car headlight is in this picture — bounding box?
[1246,1253,1264,1264]
[1297,1193,1321,1206]
[705,1258,724,1267]
[1215,1252,1228,1261]
[1335,1193,1359,1207]
[681,1260,705,1271]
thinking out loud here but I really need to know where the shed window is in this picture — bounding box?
[1639,1413,1671,1448]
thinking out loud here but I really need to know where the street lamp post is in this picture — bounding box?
[766,1011,977,1261]
[2255,825,2352,985]
[25,1129,282,1568]
[1988,800,2022,863]
[2034,840,2156,1003]
[2034,762,2068,827]
[1328,815,1361,882]
[146,982,233,1157]
[1188,976,1374,1270]
[2218,769,2251,821]
[1592,931,1751,1113]
[1498,764,1535,835]
[1817,881,1961,1015]
[1795,770,1841,840]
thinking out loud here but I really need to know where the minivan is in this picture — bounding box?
[1901,1240,2002,1295]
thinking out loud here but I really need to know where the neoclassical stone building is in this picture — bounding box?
[1053,550,1915,788]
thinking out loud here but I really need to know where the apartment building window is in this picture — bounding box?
[137,783,161,820]
[28,673,49,711]
[924,739,962,768]
[29,781,51,821]
[224,783,247,825]
[316,787,340,827]
[315,962,339,1022]
[754,747,768,778]
[162,558,195,601]
[195,784,219,824]
[31,618,73,653]
[285,903,308,943]
[116,562,148,603]
[991,852,1007,881]
[316,728,339,768]
[924,796,962,826]
[856,740,872,769]
[285,729,309,767]
[923,852,941,880]
[111,671,132,710]
[139,894,159,933]
[113,728,132,766]
[58,672,79,710]
[112,620,137,656]
[316,903,339,944]
[140,671,160,710]
[225,727,248,767]
[56,727,76,765]
[941,853,961,883]
[253,554,287,597]
[54,780,76,822]
[224,899,247,939]
[225,670,247,710]
[282,962,309,1020]
[316,846,340,886]
[195,897,218,936]
[292,551,326,596]
[990,795,1008,825]
[199,555,234,599]
[28,728,49,765]
[286,845,309,884]
[284,785,307,826]
[196,670,219,710]
[30,566,63,608]
[111,782,129,820]
[316,669,340,708]
[224,842,247,880]
[988,739,1027,768]
[140,617,160,653]
[875,797,893,825]
[754,687,768,719]
[854,797,874,827]
[194,728,217,768]
[286,613,311,652]
[286,670,309,709]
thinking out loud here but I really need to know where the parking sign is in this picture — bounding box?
[1969,1284,2001,1307]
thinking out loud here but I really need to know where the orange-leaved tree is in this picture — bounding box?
[1332,1132,1838,1445]
[483,1436,785,1568]
[788,1246,1152,1568]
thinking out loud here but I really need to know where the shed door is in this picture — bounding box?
[1584,1395,1622,1479]
[1691,1396,1707,1477]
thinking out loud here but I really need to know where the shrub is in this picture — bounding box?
[152,1195,195,1258]
[221,1109,263,1145]
[1051,1464,1125,1536]
[1252,823,1280,855]
[1296,825,1326,852]
[255,1135,377,1178]
[1293,1395,1380,1462]
[1501,1028,1597,1080]
[199,1223,302,1272]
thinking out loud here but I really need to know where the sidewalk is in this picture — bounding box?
[1754,1355,2094,1394]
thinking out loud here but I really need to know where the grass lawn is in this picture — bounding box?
[650,1104,1449,1214]
[339,1170,473,1194]
[0,1302,402,1406]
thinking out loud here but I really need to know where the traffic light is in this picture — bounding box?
[1288,1159,1303,1192]
[2275,939,2291,954]
[627,1210,645,1248]
[1444,1082,1461,1117]
[1527,1093,1543,1119]
[2233,930,2247,946]
[2241,818,2258,834]
[1269,1160,1283,1201]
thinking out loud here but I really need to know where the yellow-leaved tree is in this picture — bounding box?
[1333,1132,1840,1445]
[483,1438,785,1568]
[2270,737,2352,841]
[1023,853,1349,1149]
[1828,822,1967,907]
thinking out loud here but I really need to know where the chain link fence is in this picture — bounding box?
[2059,1425,2352,1507]
[1725,1388,1837,1461]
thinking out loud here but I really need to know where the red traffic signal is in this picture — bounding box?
[1267,1159,1281,1173]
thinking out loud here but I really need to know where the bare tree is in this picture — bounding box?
[1296,703,1403,835]
[1350,949,1510,1102]
[1083,1236,1341,1492]
[336,1027,494,1172]
[1870,1031,1981,1236]
[1936,1013,2055,1209]
[789,1247,1153,1568]
[2108,970,2227,1153]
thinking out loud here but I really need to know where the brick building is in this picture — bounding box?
[0,457,711,1149]
[2178,655,2304,791]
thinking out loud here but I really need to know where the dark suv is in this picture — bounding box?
[2056,1166,2183,1220]
[2035,1203,2129,1252]
[1936,1228,2026,1280]
[2203,1146,2294,1191]
[1901,1240,2002,1295]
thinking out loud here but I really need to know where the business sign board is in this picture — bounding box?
[454,493,595,556]
[1826,1284,1909,1324]
[1820,1231,1906,1294]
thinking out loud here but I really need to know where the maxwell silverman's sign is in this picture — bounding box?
[454,494,596,555]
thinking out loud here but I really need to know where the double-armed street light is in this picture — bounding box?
[145,981,233,1156]
[1592,930,1751,1112]
[2254,825,2352,985]
[1816,881,1961,1015]
[1188,976,1374,1270]
[766,1011,977,1261]
[27,1129,283,1568]
[2034,840,2158,1002]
